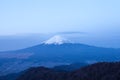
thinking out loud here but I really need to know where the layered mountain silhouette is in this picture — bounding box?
[0,35,120,75]
[17,62,120,80]
[0,63,87,80]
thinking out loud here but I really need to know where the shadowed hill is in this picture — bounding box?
[17,62,120,80]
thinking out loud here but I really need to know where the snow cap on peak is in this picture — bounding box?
[44,35,70,45]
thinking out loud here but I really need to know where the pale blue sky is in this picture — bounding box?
[0,0,120,35]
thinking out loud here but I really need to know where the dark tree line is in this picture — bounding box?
[17,62,120,80]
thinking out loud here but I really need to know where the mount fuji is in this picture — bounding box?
[43,35,71,45]
[0,35,120,76]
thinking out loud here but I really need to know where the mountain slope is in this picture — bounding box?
[0,36,120,75]
[7,43,120,62]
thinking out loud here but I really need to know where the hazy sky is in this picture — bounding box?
[0,0,120,35]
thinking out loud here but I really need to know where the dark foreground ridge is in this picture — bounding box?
[17,62,120,80]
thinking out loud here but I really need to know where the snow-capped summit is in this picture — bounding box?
[43,35,70,45]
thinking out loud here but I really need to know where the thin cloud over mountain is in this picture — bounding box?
[56,31,86,35]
